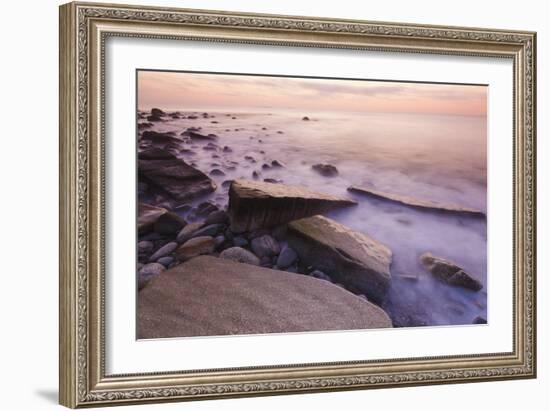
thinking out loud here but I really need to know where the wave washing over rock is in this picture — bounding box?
[136,108,487,336]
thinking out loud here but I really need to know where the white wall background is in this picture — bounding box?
[0,0,546,409]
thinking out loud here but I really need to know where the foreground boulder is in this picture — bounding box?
[137,256,392,338]
[138,147,216,201]
[287,215,392,303]
[420,253,483,291]
[228,179,356,233]
[348,185,485,218]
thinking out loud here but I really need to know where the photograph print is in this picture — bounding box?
[136,70,488,339]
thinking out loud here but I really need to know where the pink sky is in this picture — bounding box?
[138,70,487,117]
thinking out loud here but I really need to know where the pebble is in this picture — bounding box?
[148,242,178,262]
[251,234,280,258]
[219,247,260,266]
[138,240,154,254]
[310,270,331,282]
[175,236,215,261]
[214,235,226,248]
[176,221,204,243]
[233,236,248,247]
[157,256,174,267]
[191,223,224,239]
[275,246,297,269]
[205,210,229,225]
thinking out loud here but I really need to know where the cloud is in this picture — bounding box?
[137,70,486,116]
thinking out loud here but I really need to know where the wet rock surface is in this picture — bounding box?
[135,108,487,333]
[348,185,486,218]
[287,215,392,304]
[138,147,216,201]
[228,179,357,233]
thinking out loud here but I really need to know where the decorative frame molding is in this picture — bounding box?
[59,2,536,408]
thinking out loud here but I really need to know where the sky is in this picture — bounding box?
[137,70,487,117]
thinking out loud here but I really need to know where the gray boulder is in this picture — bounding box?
[137,256,392,338]
[287,215,392,304]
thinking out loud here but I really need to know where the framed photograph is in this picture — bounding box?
[59,2,537,408]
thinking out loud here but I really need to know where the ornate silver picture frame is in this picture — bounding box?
[59,2,536,408]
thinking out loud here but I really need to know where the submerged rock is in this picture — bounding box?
[312,163,339,177]
[219,247,260,266]
[302,116,310,121]
[209,168,225,176]
[188,131,218,141]
[138,148,216,201]
[227,179,357,233]
[348,186,486,217]
[287,215,392,304]
[420,253,483,291]
[151,108,165,117]
[137,256,392,338]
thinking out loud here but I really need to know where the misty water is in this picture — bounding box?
[141,109,487,327]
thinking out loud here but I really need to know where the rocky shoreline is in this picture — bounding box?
[136,108,487,337]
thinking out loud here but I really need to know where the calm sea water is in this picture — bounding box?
[142,109,487,327]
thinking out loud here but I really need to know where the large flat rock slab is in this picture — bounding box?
[348,185,485,218]
[138,256,392,339]
[287,215,392,304]
[228,179,357,233]
[138,147,216,201]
